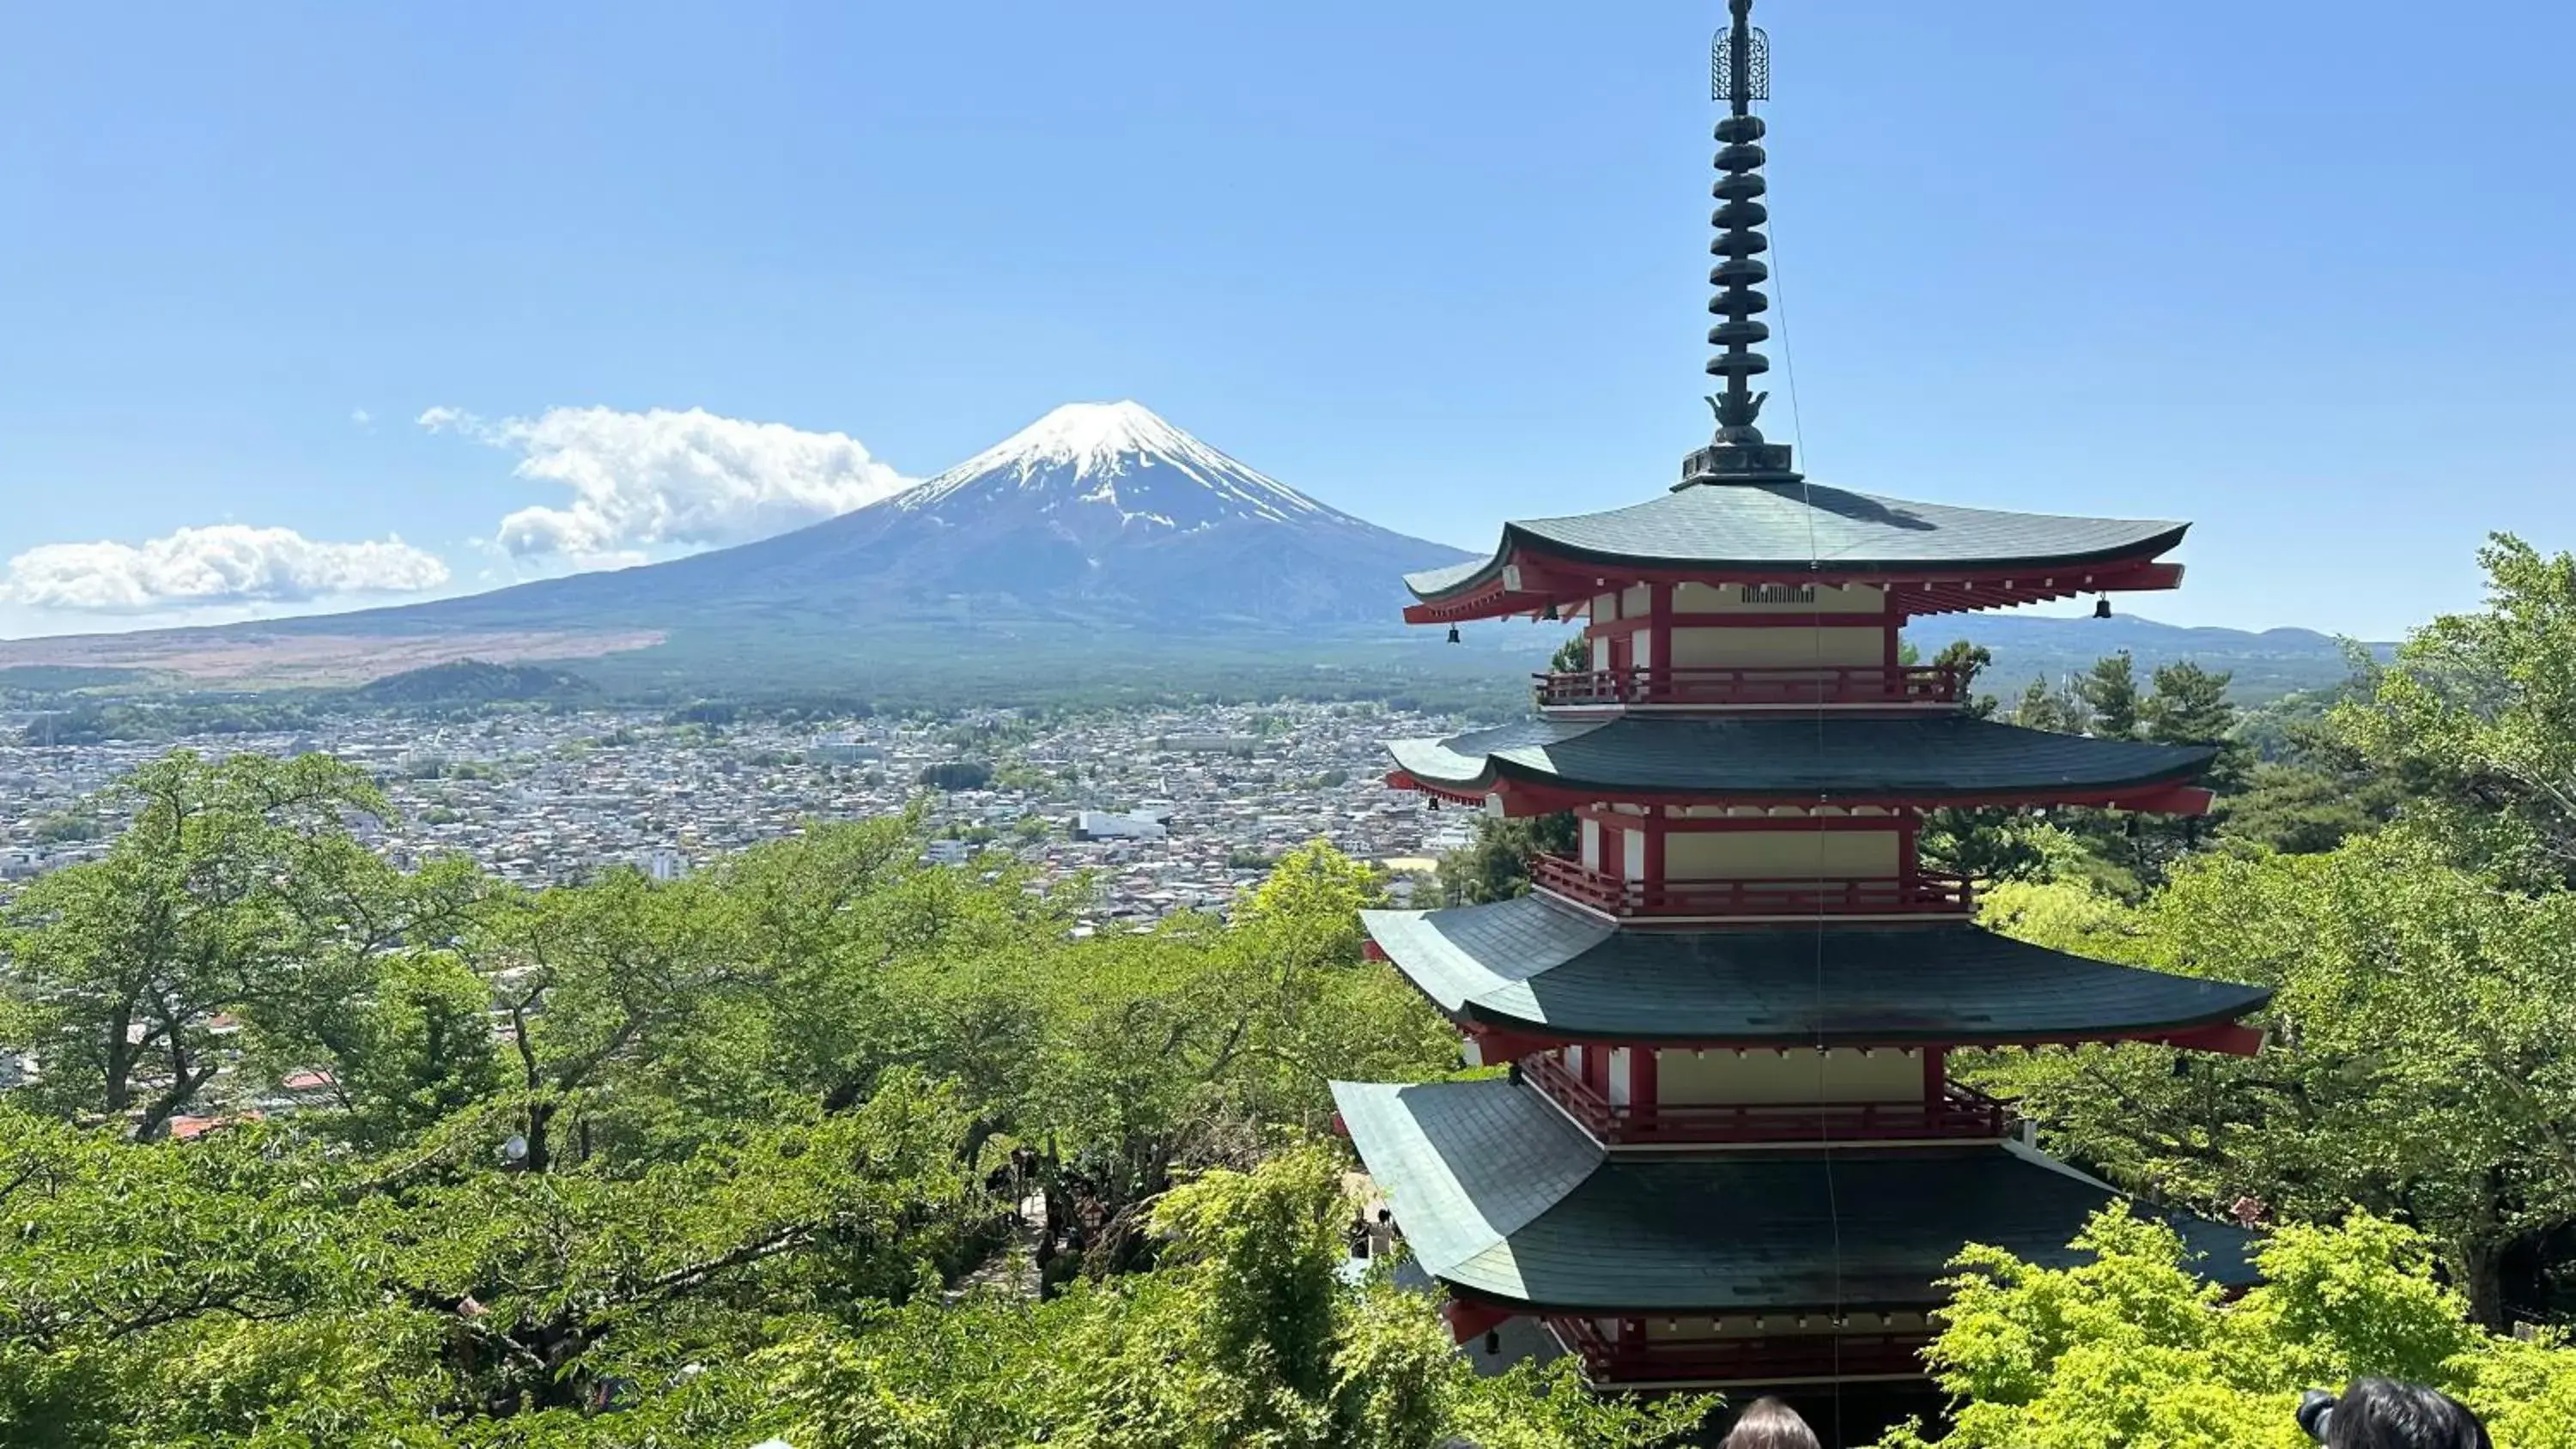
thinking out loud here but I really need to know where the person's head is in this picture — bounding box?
[1722,1396,1820,1449]
[2298,1379,2491,1449]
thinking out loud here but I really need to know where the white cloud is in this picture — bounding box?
[1,525,450,612]
[350,408,373,427]
[418,404,914,560]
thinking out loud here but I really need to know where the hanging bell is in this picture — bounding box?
[1446,625,1462,644]
[1484,1330,1502,1356]
[2093,596,2112,620]
[1542,602,1560,621]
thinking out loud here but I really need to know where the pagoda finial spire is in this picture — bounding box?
[1680,0,1801,488]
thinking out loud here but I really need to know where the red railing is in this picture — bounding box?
[1523,1051,2010,1146]
[1534,664,1960,709]
[1530,854,1975,919]
[1552,1317,1931,1385]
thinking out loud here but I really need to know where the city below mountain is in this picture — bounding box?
[0,403,2380,702]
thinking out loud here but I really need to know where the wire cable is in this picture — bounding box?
[1765,98,1852,1449]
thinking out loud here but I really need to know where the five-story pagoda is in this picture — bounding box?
[1332,0,2272,1394]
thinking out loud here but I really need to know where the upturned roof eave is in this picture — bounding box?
[1448,990,2277,1049]
[1402,517,2193,608]
[1358,900,2273,1047]
[1382,741,2222,809]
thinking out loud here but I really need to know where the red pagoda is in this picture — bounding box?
[1332,0,2271,1393]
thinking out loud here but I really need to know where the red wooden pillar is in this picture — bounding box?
[1923,1047,1947,1103]
[1643,811,1667,888]
[1649,582,1674,697]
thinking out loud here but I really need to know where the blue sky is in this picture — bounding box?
[1,0,2567,641]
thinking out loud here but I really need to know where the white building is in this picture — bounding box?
[1074,809,1170,842]
[636,846,691,882]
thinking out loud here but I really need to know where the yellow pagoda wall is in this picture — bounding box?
[1654,1047,1926,1106]
[1662,829,1899,881]
[1664,625,1882,668]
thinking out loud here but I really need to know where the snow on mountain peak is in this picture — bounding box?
[895,401,1353,532]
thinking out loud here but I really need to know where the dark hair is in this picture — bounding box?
[1722,1396,1821,1449]
[2299,1379,2491,1449]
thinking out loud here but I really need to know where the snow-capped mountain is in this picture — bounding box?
[309,401,1473,635]
[895,400,1364,535]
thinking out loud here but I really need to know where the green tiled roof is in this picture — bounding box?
[1363,897,2271,1044]
[1385,715,2213,800]
[1333,1078,2257,1312]
[1406,482,2186,601]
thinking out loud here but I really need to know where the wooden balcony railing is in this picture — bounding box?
[1552,1317,1931,1385]
[1523,1051,2011,1147]
[1534,664,1960,710]
[1530,854,1975,919]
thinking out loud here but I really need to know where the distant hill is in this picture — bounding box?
[1911,614,2385,705]
[349,659,598,706]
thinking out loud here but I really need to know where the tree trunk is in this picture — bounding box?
[2459,1240,2507,1331]
[524,1100,556,1174]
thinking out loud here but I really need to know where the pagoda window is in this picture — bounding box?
[1671,580,1886,615]
[1739,583,1816,605]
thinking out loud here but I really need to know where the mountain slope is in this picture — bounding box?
[355,402,1471,634]
[1918,613,2382,704]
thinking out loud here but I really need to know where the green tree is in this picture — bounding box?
[2075,652,2142,739]
[1883,1208,2576,1449]
[2336,533,2576,885]
[770,1146,1713,1449]
[2143,662,2241,783]
[1925,639,1998,718]
[0,751,432,1139]
[283,949,507,1146]
[2009,676,2090,735]
[1972,836,2576,1326]
[1436,812,1580,906]
[460,867,746,1173]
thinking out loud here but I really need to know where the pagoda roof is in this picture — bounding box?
[1405,483,2187,617]
[1364,896,2271,1048]
[1332,1077,2257,1313]
[1385,715,2215,810]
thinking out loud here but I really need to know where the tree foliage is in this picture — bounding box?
[1972,835,2576,1327]
[2335,533,2576,886]
[1885,1209,2576,1449]
[0,755,1542,1446]
[769,1147,1711,1449]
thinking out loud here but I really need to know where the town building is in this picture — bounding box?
[1332,0,2274,1394]
[1074,809,1171,841]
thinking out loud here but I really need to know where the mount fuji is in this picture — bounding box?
[392,400,1471,633]
[0,403,1480,690]
[618,398,1477,628]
